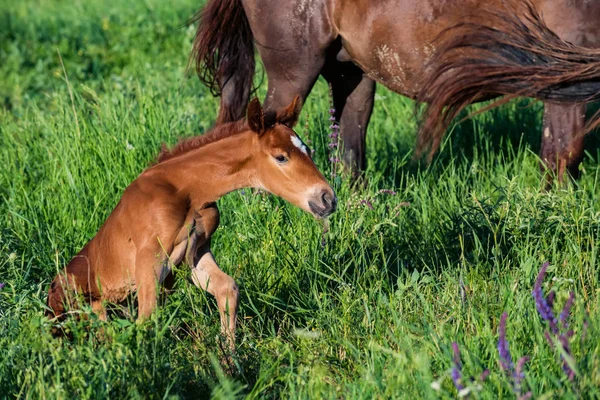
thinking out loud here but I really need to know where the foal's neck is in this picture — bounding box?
[157,130,258,207]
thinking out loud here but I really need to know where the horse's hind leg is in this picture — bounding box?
[322,59,375,178]
[540,103,585,186]
[191,242,239,352]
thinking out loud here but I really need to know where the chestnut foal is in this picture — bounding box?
[46,96,336,350]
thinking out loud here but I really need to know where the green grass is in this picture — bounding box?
[2,0,600,398]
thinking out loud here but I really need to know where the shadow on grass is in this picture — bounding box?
[372,99,600,189]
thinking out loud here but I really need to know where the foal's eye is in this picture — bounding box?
[274,155,288,164]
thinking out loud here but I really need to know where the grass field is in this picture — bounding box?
[2,0,600,398]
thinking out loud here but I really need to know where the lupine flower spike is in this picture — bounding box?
[498,312,531,399]
[498,312,513,372]
[532,262,577,381]
[448,342,488,397]
[451,342,464,392]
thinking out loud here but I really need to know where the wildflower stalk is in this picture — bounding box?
[498,312,531,398]
[451,342,464,391]
[532,262,578,381]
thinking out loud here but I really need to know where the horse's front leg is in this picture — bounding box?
[191,242,239,352]
[135,247,165,320]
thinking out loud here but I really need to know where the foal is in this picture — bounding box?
[46,96,336,349]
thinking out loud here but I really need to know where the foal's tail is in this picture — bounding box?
[190,0,255,124]
[416,2,600,158]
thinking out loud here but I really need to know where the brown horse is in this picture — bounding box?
[191,0,600,180]
[46,96,337,350]
[416,2,600,179]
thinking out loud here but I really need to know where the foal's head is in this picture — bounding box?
[247,96,336,218]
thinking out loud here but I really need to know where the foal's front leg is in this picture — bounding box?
[191,242,239,351]
[135,246,166,320]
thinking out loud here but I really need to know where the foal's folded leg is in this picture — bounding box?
[191,243,239,351]
[135,247,164,320]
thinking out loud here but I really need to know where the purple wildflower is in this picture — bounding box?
[0,282,5,291]
[479,369,490,381]
[451,342,464,391]
[514,356,530,397]
[377,189,397,196]
[359,199,374,210]
[532,262,578,381]
[498,312,513,372]
[532,262,558,334]
[558,335,576,380]
[547,291,555,309]
[498,312,531,397]
[559,291,575,329]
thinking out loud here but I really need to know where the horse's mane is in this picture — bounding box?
[157,119,248,163]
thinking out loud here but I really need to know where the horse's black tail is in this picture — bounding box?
[416,1,600,158]
[190,0,255,124]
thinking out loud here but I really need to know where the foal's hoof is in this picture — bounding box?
[217,337,238,374]
[220,354,236,375]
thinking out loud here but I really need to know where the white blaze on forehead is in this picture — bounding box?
[291,134,308,155]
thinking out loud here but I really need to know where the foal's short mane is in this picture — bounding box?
[157,119,248,163]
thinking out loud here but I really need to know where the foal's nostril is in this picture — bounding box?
[320,190,337,213]
[321,191,331,206]
[310,189,337,217]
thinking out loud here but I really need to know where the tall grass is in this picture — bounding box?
[1,0,600,398]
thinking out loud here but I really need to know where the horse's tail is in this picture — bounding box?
[190,0,255,124]
[416,2,600,158]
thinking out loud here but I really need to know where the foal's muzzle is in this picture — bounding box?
[309,188,337,218]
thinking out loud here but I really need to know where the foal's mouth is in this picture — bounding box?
[308,197,337,218]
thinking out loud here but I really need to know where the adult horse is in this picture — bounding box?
[192,0,600,180]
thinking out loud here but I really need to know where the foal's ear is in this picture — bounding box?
[277,95,303,128]
[247,98,265,134]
